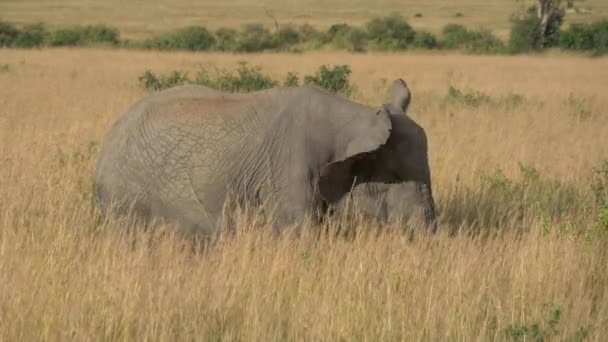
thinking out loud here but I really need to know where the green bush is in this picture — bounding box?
[559,20,608,55]
[46,24,119,46]
[442,24,504,53]
[195,61,278,92]
[215,28,238,51]
[0,21,20,47]
[142,34,173,50]
[365,14,415,50]
[138,70,190,91]
[48,27,82,46]
[273,25,301,49]
[321,23,351,44]
[413,31,438,49]
[137,63,358,94]
[508,16,541,53]
[8,17,608,55]
[441,24,470,49]
[144,26,215,51]
[559,24,595,50]
[446,85,491,107]
[14,23,46,48]
[236,24,276,52]
[176,26,215,50]
[304,64,352,95]
[283,72,300,87]
[320,24,367,51]
[504,306,562,341]
[81,24,120,45]
[443,86,525,109]
[593,20,608,54]
[508,6,563,53]
[297,24,320,42]
[465,29,505,53]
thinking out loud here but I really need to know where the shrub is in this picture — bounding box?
[365,14,415,50]
[444,86,525,109]
[0,21,20,47]
[48,27,82,46]
[144,26,215,51]
[559,20,608,54]
[215,28,238,51]
[81,24,120,45]
[414,13,423,18]
[297,24,320,42]
[559,24,595,50]
[508,16,541,53]
[446,85,491,107]
[304,64,352,95]
[176,26,215,50]
[142,34,174,50]
[465,29,505,53]
[273,25,301,49]
[592,20,608,54]
[442,24,504,53]
[236,24,276,52]
[195,61,277,92]
[318,24,366,51]
[322,23,351,44]
[441,24,471,49]
[138,70,190,91]
[283,72,300,87]
[413,31,438,49]
[14,23,46,48]
[508,6,563,53]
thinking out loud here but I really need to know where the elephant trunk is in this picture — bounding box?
[415,182,437,233]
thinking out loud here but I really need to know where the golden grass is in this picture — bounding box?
[1,0,607,39]
[1,48,608,340]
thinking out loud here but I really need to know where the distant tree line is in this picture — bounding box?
[1,7,606,55]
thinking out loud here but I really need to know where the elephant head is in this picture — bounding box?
[317,79,437,231]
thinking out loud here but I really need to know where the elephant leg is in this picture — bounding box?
[273,183,327,236]
[415,182,437,233]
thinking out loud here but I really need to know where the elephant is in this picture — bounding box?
[94,78,436,235]
[337,181,437,232]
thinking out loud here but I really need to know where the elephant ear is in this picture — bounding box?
[318,112,392,203]
[387,78,412,114]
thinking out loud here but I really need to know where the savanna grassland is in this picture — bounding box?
[2,0,608,39]
[1,48,608,341]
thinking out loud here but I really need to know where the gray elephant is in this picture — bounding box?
[338,181,437,232]
[94,79,435,235]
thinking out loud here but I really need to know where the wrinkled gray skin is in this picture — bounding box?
[341,181,437,232]
[95,79,435,235]
[336,97,437,232]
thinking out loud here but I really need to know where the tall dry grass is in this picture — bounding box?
[1,48,608,340]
